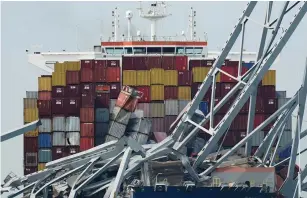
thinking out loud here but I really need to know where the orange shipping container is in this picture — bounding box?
[24,122,39,137]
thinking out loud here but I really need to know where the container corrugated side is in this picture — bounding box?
[24,124,38,137]
[251,131,264,146]
[165,100,179,116]
[65,117,80,131]
[137,103,150,117]
[280,130,292,147]
[192,67,210,83]
[52,72,66,86]
[164,116,177,134]
[164,86,178,100]
[276,91,286,98]
[24,108,38,122]
[110,106,131,125]
[178,100,189,113]
[95,108,110,123]
[109,99,117,113]
[150,118,165,132]
[150,85,164,101]
[136,70,151,86]
[66,132,80,146]
[80,137,94,151]
[24,98,37,109]
[24,137,38,152]
[52,132,66,146]
[39,119,52,133]
[65,61,81,71]
[81,123,95,137]
[123,70,137,86]
[150,68,164,85]
[178,86,191,100]
[164,70,178,86]
[150,103,165,117]
[38,149,52,163]
[53,116,65,131]
[54,62,67,73]
[108,121,126,138]
[38,91,52,100]
[278,98,292,130]
[26,91,38,99]
[262,70,276,86]
[38,76,52,91]
[80,108,94,123]
[95,123,109,137]
[38,133,52,148]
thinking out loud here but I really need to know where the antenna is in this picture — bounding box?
[189,7,197,41]
[112,7,119,41]
[126,10,133,41]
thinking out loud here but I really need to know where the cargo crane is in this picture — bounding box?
[2,1,307,198]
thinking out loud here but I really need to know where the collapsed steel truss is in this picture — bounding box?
[1,1,307,198]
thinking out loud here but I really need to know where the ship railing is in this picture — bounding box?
[107,35,206,42]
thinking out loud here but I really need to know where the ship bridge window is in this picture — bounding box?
[124,47,133,54]
[114,48,124,54]
[162,47,175,54]
[185,47,194,54]
[176,47,185,54]
[194,47,203,54]
[134,47,146,54]
[106,48,114,54]
[147,47,161,54]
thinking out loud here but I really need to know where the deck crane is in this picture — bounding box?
[1,1,307,198]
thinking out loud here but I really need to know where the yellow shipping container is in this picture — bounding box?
[54,62,67,73]
[38,76,52,91]
[164,70,178,86]
[151,85,164,101]
[24,108,38,122]
[215,72,221,83]
[65,61,81,71]
[123,70,137,86]
[262,70,276,85]
[192,67,210,83]
[150,68,164,85]
[52,72,66,86]
[24,123,39,137]
[38,163,46,171]
[136,71,151,86]
[178,86,191,100]
[24,98,37,109]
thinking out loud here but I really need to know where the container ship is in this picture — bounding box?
[1,1,306,198]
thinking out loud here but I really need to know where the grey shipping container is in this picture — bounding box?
[25,152,38,166]
[109,99,117,113]
[95,123,109,137]
[108,121,126,139]
[131,110,144,119]
[52,132,66,146]
[38,149,52,163]
[26,91,38,99]
[280,130,292,147]
[95,108,110,123]
[251,131,264,147]
[66,132,80,146]
[151,118,165,132]
[53,116,65,131]
[65,117,80,131]
[150,103,165,118]
[165,100,179,116]
[126,118,152,135]
[39,118,52,133]
[137,103,150,117]
[178,100,190,113]
[276,91,286,98]
[110,106,131,125]
[105,135,118,142]
[278,98,292,130]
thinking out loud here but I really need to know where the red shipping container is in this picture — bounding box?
[65,85,80,98]
[178,71,192,86]
[24,167,37,175]
[226,60,239,67]
[38,100,52,116]
[162,56,175,70]
[191,83,216,101]
[52,99,65,115]
[107,59,120,67]
[81,60,94,69]
[136,86,150,103]
[116,91,139,112]
[24,137,38,152]
[189,59,202,69]
[122,56,134,70]
[95,84,110,93]
[221,131,237,147]
[94,60,106,68]
[148,56,162,69]
[164,115,177,135]
[256,97,265,113]
[106,67,120,82]
[134,56,148,70]
[80,68,93,83]
[164,86,178,100]
[81,83,95,94]
[264,114,276,131]
[263,97,277,114]
[81,93,95,108]
[52,86,65,98]
[52,147,68,160]
[231,115,247,131]
[66,71,80,85]
[80,123,94,137]
[202,59,215,67]
[260,85,276,98]
[80,108,94,122]
[220,82,237,96]
[93,66,107,83]
[64,98,80,116]
[220,66,248,82]
[110,83,121,99]
[175,56,188,71]
[38,91,52,100]
[151,118,165,132]
[80,137,94,151]
[254,114,265,128]
[66,146,80,155]
[95,93,110,108]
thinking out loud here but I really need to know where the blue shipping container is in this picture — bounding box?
[199,102,208,115]
[278,145,292,159]
[95,108,110,123]
[38,149,52,163]
[95,122,109,137]
[242,62,254,69]
[38,133,52,148]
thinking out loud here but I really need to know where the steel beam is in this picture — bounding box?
[270,125,286,166]
[7,183,37,198]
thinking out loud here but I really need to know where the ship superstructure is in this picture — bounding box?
[1,1,307,198]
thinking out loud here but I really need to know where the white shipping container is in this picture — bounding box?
[108,121,126,138]
[53,116,65,131]
[110,106,131,125]
[251,131,264,147]
[137,103,150,117]
[150,103,165,118]
[66,132,80,146]
[109,99,117,113]
[52,132,66,146]
[26,91,38,99]
[165,100,179,116]
[178,100,190,113]
[39,119,52,133]
[131,110,144,119]
[65,117,80,132]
